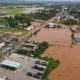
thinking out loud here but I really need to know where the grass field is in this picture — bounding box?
[0,18,8,25]
[0,7,22,16]
[0,27,28,38]
[0,7,28,38]
[0,7,22,26]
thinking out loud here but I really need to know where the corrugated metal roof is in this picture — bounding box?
[0,77,7,80]
[2,60,21,68]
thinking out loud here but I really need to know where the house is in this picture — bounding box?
[71,27,77,32]
[47,23,64,28]
[24,26,33,30]
[73,34,80,42]
[3,36,13,43]
[0,42,5,49]
[76,27,80,31]
[47,23,54,28]
[71,26,80,32]
[21,43,38,51]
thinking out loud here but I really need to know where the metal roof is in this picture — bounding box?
[2,60,21,68]
[0,77,7,80]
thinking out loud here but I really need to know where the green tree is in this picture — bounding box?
[63,19,77,25]
[15,15,31,27]
[6,17,18,28]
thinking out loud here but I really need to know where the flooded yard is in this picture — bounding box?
[29,28,80,80]
[49,44,80,80]
[29,28,72,46]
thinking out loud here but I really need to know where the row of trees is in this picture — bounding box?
[62,19,79,25]
[30,8,59,20]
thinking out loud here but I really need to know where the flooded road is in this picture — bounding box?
[29,28,80,80]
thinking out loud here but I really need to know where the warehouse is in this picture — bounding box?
[0,77,9,80]
[1,60,21,70]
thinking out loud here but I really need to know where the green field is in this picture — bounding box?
[0,7,28,38]
[0,18,8,26]
[0,27,28,38]
[0,7,22,16]
[0,7,23,26]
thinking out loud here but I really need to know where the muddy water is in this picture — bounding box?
[29,28,80,80]
[29,28,72,46]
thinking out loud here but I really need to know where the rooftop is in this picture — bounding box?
[74,34,80,38]
[1,60,21,69]
[0,77,7,80]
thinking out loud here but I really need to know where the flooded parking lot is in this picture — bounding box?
[29,28,80,80]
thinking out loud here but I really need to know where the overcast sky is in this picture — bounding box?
[25,0,80,2]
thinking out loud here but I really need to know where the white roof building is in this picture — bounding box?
[0,77,8,80]
[48,23,54,28]
[1,60,21,69]
[0,42,5,49]
[24,26,33,30]
[74,34,80,42]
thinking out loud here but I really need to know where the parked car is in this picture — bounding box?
[36,72,44,78]
[40,62,47,66]
[35,60,40,64]
[33,65,44,71]
[33,74,41,79]
[26,72,33,77]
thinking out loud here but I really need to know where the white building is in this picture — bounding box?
[48,23,54,28]
[1,60,21,70]
[0,77,8,80]
[24,26,33,30]
[74,34,80,42]
[0,42,5,48]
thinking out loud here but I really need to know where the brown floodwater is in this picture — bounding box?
[29,28,72,46]
[29,28,80,80]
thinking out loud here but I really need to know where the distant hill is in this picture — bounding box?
[0,0,25,3]
[0,0,79,3]
[0,0,80,5]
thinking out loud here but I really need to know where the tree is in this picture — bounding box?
[15,15,31,27]
[63,19,77,25]
[6,17,18,28]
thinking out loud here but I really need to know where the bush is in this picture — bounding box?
[42,58,59,80]
[62,19,78,25]
[29,41,49,58]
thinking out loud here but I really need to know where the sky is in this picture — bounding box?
[24,0,80,2]
[1,0,80,3]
